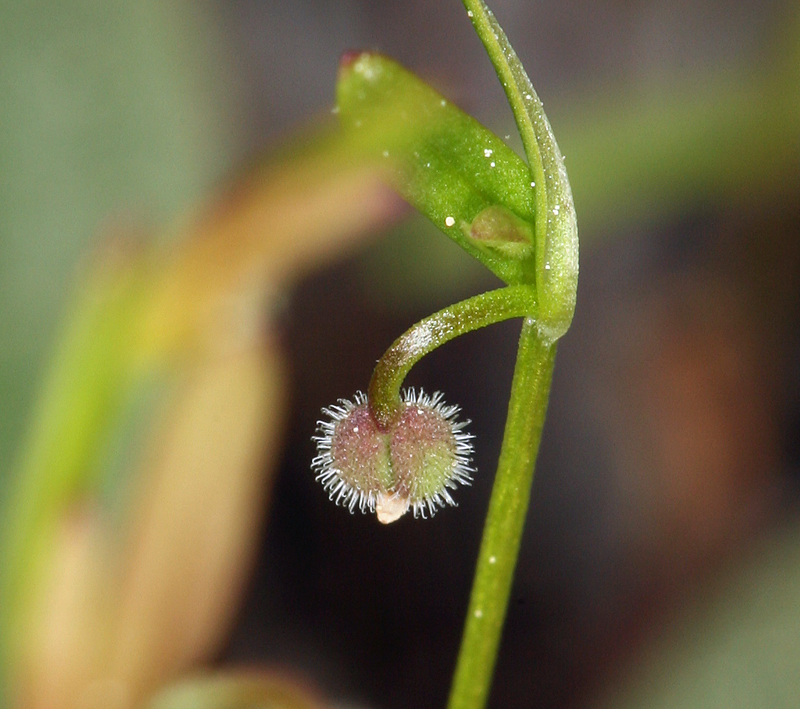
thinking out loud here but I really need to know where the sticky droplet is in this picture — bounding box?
[445,216,455,227]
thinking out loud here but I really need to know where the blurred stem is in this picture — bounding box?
[367,285,537,428]
[447,320,556,709]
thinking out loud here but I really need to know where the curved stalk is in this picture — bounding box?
[367,285,537,428]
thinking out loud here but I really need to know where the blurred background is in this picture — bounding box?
[1,1,799,708]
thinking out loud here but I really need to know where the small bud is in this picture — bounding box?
[312,389,473,523]
[465,205,534,259]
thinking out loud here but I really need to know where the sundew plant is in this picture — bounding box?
[313,0,578,707]
[0,0,577,707]
[4,0,800,706]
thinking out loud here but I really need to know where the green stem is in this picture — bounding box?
[447,319,556,709]
[368,285,537,427]
[460,0,543,183]
[460,0,579,343]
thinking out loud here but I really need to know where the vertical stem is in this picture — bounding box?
[447,319,556,709]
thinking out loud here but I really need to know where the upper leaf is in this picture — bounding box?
[337,52,538,286]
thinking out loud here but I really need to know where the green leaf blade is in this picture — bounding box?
[336,52,537,285]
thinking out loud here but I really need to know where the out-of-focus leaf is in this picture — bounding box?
[337,52,537,286]
[146,672,323,709]
[0,0,237,494]
[560,5,800,235]
[0,247,152,678]
[0,120,399,708]
[105,345,285,706]
[592,519,800,709]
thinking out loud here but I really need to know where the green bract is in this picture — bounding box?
[336,40,577,342]
[337,52,537,287]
